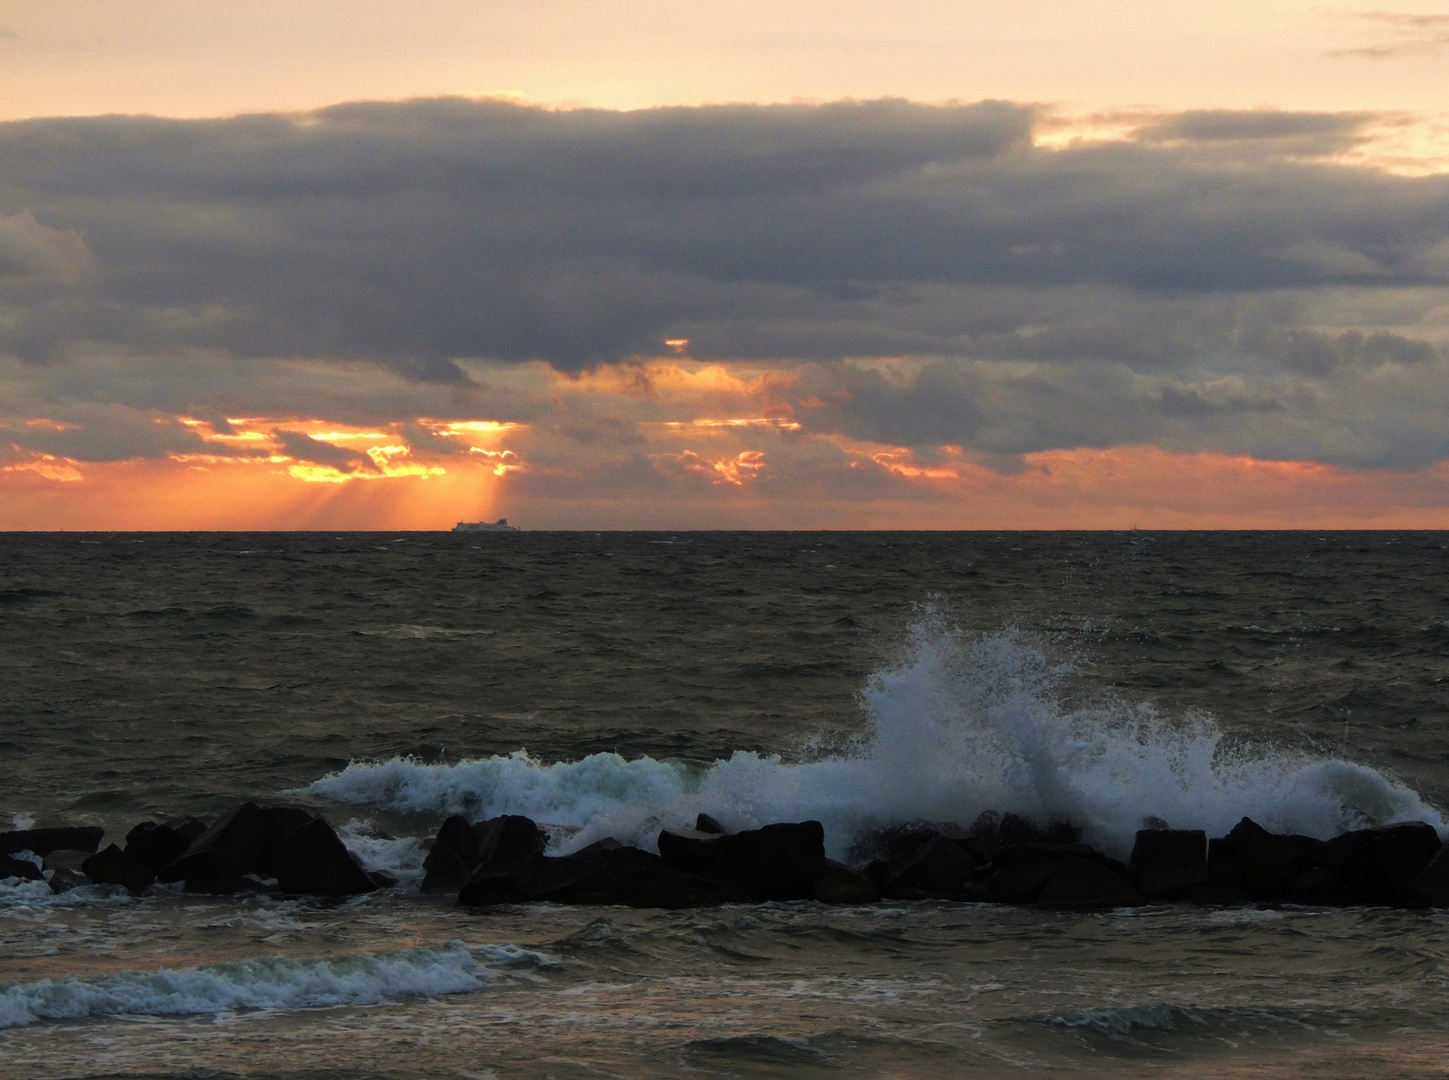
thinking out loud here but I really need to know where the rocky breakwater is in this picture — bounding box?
[0,804,389,897]
[437,809,1449,911]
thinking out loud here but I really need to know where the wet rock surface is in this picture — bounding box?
[6,806,1449,911]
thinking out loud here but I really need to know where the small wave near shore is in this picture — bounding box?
[306,610,1444,860]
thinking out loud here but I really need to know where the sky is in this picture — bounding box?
[2,2,1449,529]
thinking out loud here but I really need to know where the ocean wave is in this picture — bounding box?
[0,941,549,1030]
[304,609,1445,860]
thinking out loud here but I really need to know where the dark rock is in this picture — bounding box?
[258,806,319,874]
[421,815,481,894]
[999,813,1080,845]
[695,813,727,835]
[966,810,1002,840]
[125,821,195,873]
[1129,829,1209,898]
[0,852,42,882]
[574,846,720,908]
[881,836,978,900]
[1405,847,1449,907]
[657,827,725,874]
[1208,818,1331,901]
[43,849,89,875]
[369,870,398,889]
[0,826,104,858]
[1037,855,1144,909]
[699,821,827,901]
[82,844,155,895]
[986,851,1059,902]
[168,815,208,843]
[844,820,969,867]
[814,859,879,904]
[158,802,268,883]
[272,818,377,897]
[1324,822,1441,903]
[473,815,548,872]
[48,866,89,893]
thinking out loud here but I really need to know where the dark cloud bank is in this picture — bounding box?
[2,97,1448,469]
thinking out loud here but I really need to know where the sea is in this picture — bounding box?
[3,529,1449,1079]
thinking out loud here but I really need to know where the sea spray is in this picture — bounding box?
[306,612,1445,860]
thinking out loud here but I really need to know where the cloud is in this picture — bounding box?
[1,97,1446,377]
[1334,13,1449,58]
[271,429,379,473]
[0,96,1448,494]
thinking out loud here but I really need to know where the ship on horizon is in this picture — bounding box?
[452,518,520,532]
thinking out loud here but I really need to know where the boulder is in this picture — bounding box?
[1037,855,1144,909]
[43,849,89,876]
[257,806,319,874]
[0,826,104,858]
[82,844,155,895]
[474,814,548,871]
[1208,818,1331,901]
[272,818,377,897]
[845,820,968,867]
[695,813,727,835]
[1129,829,1209,898]
[1324,822,1441,903]
[881,836,980,900]
[48,866,89,893]
[999,813,1080,845]
[573,846,719,908]
[0,852,42,882]
[986,850,1060,903]
[157,802,268,883]
[1405,847,1449,907]
[657,827,725,873]
[690,820,826,901]
[814,859,879,904]
[421,815,481,893]
[125,820,197,872]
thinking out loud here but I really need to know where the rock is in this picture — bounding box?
[1405,847,1449,907]
[257,806,319,874]
[368,870,398,889]
[0,827,104,858]
[48,866,89,893]
[0,852,42,882]
[1324,822,1441,903]
[157,802,268,883]
[986,843,1127,904]
[676,820,827,901]
[125,820,196,872]
[881,836,979,900]
[845,820,968,867]
[421,815,482,893]
[473,815,548,871]
[1037,855,1144,909]
[814,859,880,904]
[1129,829,1209,898]
[272,818,377,896]
[999,813,1080,845]
[1208,818,1330,901]
[695,813,727,835]
[966,810,1002,839]
[574,846,719,908]
[82,844,155,895]
[986,850,1060,903]
[43,849,89,876]
[657,827,725,873]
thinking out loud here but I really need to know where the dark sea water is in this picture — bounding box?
[3,530,1449,1078]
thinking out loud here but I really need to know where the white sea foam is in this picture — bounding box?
[305,610,1444,860]
[0,941,548,1030]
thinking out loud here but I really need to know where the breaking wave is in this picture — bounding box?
[0,941,548,1029]
[305,610,1444,860]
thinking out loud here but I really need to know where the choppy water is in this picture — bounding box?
[3,530,1449,1078]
